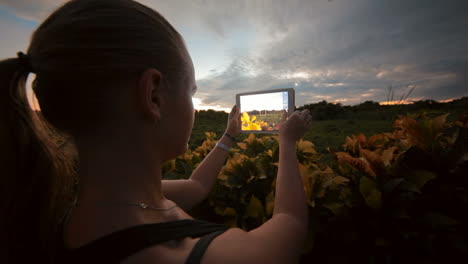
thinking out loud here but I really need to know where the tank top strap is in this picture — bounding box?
[60,219,228,264]
[185,229,227,264]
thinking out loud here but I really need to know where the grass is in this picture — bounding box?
[189,115,228,149]
[303,119,392,152]
[189,114,392,153]
[189,100,466,153]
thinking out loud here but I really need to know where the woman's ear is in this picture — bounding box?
[138,68,164,122]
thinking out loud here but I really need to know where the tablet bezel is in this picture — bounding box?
[236,88,295,134]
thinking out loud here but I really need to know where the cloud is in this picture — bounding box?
[1,0,467,109]
[191,0,468,107]
[0,0,66,21]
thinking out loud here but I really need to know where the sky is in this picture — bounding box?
[0,0,467,112]
[240,92,288,112]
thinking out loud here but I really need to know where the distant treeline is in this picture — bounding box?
[195,96,468,121]
[248,109,284,115]
[188,97,468,148]
[296,96,468,121]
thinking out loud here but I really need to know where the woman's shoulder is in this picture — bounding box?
[121,227,246,264]
[62,200,188,249]
[62,203,233,263]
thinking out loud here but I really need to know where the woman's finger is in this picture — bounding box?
[229,105,237,119]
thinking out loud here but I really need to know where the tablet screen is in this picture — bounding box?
[237,88,294,133]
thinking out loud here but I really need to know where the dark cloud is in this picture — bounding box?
[194,0,468,106]
[2,0,467,107]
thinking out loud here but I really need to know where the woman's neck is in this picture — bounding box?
[74,132,168,209]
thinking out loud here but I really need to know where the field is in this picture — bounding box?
[190,111,392,153]
[304,119,391,152]
[191,97,468,152]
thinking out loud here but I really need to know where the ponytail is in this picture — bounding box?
[0,56,76,263]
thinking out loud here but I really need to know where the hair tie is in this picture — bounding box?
[17,52,34,73]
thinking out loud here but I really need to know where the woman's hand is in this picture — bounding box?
[278,109,312,143]
[225,105,241,138]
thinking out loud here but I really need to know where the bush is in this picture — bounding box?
[162,114,468,263]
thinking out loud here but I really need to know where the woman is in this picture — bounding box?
[0,0,313,263]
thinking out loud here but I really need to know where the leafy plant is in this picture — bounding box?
[241,112,269,131]
[162,113,468,263]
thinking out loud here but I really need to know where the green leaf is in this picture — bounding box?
[359,176,382,210]
[215,206,224,216]
[399,180,422,194]
[406,170,436,189]
[383,178,404,194]
[392,209,410,219]
[425,213,458,228]
[163,171,180,180]
[175,158,192,178]
[322,202,345,215]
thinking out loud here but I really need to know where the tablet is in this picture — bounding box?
[236,88,295,133]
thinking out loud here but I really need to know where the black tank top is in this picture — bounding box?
[59,219,229,264]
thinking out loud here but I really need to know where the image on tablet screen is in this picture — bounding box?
[240,91,288,131]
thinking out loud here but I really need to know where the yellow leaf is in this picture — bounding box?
[297,139,317,154]
[266,191,275,215]
[381,146,398,167]
[232,153,249,163]
[368,134,387,148]
[205,132,216,139]
[251,115,257,121]
[266,149,273,157]
[179,150,193,161]
[237,142,247,150]
[223,207,237,216]
[225,153,247,171]
[308,200,316,207]
[356,133,367,147]
[336,152,377,178]
[241,112,250,124]
[344,136,354,149]
[246,133,256,144]
[247,175,256,183]
[322,166,334,174]
[359,148,383,169]
[246,195,264,218]
[217,173,228,180]
[248,123,261,130]
[299,164,312,197]
[332,176,350,185]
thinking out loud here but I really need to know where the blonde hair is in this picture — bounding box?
[0,0,187,262]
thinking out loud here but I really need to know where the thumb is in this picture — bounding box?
[282,109,288,121]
